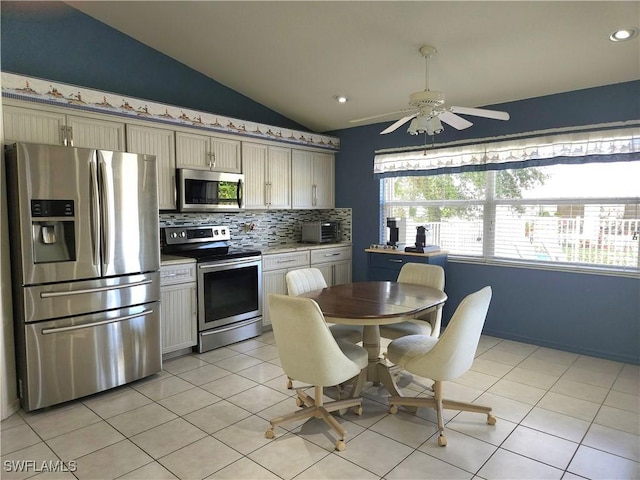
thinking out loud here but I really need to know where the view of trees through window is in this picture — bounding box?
[382,161,640,271]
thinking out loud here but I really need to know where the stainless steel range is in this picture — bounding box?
[161,225,262,353]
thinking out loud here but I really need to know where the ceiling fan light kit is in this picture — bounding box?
[352,45,511,136]
[408,115,443,136]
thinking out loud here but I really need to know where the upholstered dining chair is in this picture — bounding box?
[379,263,445,340]
[265,294,367,451]
[386,286,495,447]
[286,268,363,344]
[284,268,363,390]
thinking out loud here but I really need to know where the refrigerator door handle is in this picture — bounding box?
[41,309,154,334]
[99,158,112,268]
[40,279,153,299]
[90,160,100,267]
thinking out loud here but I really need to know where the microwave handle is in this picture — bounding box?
[237,179,244,208]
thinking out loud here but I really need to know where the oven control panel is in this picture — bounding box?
[163,225,231,245]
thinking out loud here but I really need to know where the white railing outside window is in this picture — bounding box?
[382,161,640,274]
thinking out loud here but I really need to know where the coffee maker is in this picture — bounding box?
[405,225,438,253]
[386,217,406,248]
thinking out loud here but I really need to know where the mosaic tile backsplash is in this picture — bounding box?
[160,209,352,250]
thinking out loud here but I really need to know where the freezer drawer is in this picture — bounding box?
[19,302,161,412]
[20,272,160,323]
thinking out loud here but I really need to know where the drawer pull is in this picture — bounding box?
[389,259,404,263]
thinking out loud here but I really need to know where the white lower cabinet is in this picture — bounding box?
[310,246,352,286]
[261,250,310,327]
[160,261,197,354]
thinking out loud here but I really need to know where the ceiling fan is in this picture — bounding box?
[350,45,510,135]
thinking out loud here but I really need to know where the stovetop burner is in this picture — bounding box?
[160,225,261,262]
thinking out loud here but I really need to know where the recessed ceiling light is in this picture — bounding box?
[610,27,639,42]
[334,95,349,104]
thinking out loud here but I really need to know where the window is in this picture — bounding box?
[381,161,640,273]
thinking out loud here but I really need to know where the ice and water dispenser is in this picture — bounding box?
[31,199,76,264]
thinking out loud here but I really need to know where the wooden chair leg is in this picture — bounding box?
[266,384,363,451]
[388,380,496,447]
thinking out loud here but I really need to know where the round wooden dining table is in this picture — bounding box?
[299,281,447,397]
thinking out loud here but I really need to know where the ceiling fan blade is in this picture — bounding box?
[350,109,415,123]
[450,106,510,121]
[380,114,418,135]
[439,111,473,130]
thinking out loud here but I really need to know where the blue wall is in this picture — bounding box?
[0,1,306,131]
[1,1,638,363]
[330,82,640,364]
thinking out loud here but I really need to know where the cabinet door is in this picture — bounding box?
[312,152,334,209]
[175,131,210,169]
[67,115,125,150]
[160,283,197,353]
[262,269,288,326]
[211,137,241,172]
[315,260,351,286]
[242,142,268,209]
[3,105,65,145]
[291,149,314,208]
[315,263,334,286]
[267,146,291,209]
[127,125,176,210]
[332,260,352,285]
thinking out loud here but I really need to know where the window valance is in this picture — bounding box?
[373,124,640,176]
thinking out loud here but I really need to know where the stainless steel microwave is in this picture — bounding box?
[177,169,244,212]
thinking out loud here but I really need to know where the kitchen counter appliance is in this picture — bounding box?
[161,225,262,352]
[301,221,340,244]
[5,143,161,412]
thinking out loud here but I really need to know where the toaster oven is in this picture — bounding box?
[301,221,340,244]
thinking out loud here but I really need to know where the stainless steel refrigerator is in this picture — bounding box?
[5,142,161,412]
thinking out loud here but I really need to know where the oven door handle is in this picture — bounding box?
[198,259,258,270]
[41,309,154,334]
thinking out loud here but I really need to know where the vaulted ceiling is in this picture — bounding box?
[67,1,639,133]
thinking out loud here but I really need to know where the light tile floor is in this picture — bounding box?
[2,334,639,480]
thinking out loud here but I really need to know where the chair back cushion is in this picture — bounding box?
[405,286,492,381]
[286,268,327,296]
[268,294,361,386]
[397,263,445,289]
[397,263,445,335]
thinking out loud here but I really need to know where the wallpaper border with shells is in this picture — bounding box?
[1,72,340,150]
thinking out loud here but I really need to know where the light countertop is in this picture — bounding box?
[261,242,352,255]
[161,242,352,264]
[364,247,447,257]
[160,254,197,265]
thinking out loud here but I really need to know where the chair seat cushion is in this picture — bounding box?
[379,319,432,340]
[386,334,438,370]
[329,323,363,344]
[337,340,368,369]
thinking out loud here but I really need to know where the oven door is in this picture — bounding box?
[197,257,262,331]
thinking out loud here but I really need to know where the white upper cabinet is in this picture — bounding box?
[3,105,125,151]
[126,125,176,210]
[291,149,335,209]
[175,131,241,172]
[242,142,291,209]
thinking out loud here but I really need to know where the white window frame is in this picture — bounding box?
[381,170,640,277]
